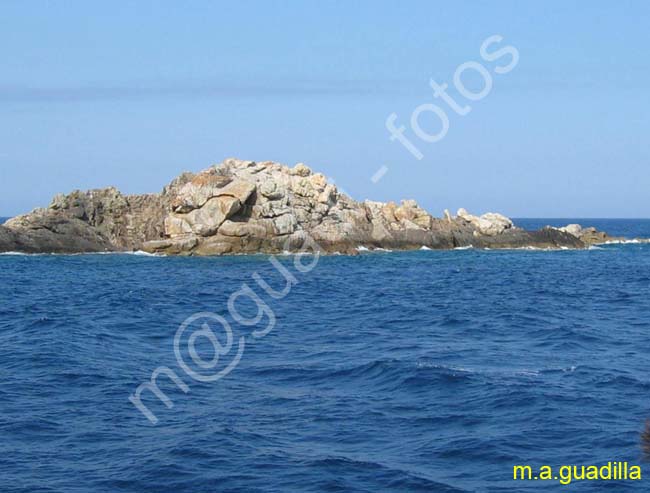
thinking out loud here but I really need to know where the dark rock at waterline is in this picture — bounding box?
[0,213,113,254]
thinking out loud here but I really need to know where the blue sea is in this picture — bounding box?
[2,219,650,492]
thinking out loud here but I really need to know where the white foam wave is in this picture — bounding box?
[596,239,645,245]
[488,246,573,252]
[354,245,394,253]
[85,250,166,257]
[0,250,166,257]
[416,362,475,372]
[280,250,318,256]
[420,245,431,250]
[130,250,163,257]
[415,362,544,379]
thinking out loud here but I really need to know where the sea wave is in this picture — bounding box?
[0,250,166,257]
[92,250,166,257]
[129,250,164,257]
[354,246,393,253]
[596,238,646,245]
[3,235,650,492]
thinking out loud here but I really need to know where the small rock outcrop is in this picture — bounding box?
[550,223,629,245]
[456,208,514,236]
[0,158,625,255]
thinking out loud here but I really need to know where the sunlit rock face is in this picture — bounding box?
[2,158,609,255]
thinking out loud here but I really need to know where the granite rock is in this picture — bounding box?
[0,158,625,255]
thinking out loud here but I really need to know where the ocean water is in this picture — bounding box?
[2,219,650,492]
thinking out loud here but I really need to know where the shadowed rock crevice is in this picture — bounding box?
[0,158,633,255]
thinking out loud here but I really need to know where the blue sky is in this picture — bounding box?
[1,1,649,217]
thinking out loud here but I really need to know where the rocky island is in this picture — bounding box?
[0,158,630,255]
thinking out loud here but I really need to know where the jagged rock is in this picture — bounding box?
[170,172,232,212]
[551,223,629,246]
[164,216,192,236]
[143,237,198,255]
[577,227,610,245]
[165,172,256,237]
[0,158,627,255]
[456,208,513,236]
[3,209,114,253]
[557,223,583,237]
[393,200,433,229]
[193,235,235,255]
[291,163,312,177]
[259,180,284,200]
[179,195,241,237]
[0,224,25,253]
[218,219,272,238]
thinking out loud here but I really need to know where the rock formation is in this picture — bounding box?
[550,223,625,245]
[0,158,626,255]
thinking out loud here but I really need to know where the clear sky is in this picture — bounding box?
[1,1,649,217]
